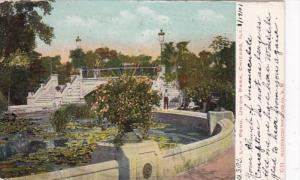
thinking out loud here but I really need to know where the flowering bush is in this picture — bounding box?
[93,75,160,144]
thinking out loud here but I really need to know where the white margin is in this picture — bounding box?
[286,0,300,179]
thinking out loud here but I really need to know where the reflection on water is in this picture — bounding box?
[0,134,68,161]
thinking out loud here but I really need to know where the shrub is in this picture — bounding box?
[94,74,160,144]
[49,106,72,132]
[49,104,96,132]
[63,104,95,119]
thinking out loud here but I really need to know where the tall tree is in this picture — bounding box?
[41,55,61,75]
[85,50,102,69]
[95,47,117,60]
[69,48,85,68]
[2,51,30,105]
[0,0,54,105]
[161,42,176,67]
[0,0,54,61]
[29,52,47,89]
[209,36,231,53]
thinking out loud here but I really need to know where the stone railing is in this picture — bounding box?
[59,75,79,102]
[26,74,59,105]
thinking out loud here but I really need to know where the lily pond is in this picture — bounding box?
[0,117,208,178]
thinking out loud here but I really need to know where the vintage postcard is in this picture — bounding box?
[0,0,285,180]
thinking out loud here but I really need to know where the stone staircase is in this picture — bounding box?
[26,74,59,106]
[8,66,182,114]
[34,87,57,105]
[152,66,182,108]
[61,76,84,105]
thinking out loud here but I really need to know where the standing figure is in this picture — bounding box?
[163,89,169,109]
[119,64,123,75]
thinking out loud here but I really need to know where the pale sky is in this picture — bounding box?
[36,0,236,62]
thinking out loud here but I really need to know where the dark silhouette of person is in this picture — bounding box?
[119,64,123,75]
[163,89,169,109]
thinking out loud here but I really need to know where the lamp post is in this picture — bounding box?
[158,29,165,64]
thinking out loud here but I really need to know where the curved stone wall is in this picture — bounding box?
[154,110,210,134]
[154,110,234,178]
[159,118,234,178]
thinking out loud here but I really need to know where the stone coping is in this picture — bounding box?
[9,160,119,180]
[154,109,207,119]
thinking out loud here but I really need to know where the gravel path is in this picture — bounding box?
[174,146,235,180]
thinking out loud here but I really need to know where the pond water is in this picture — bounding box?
[0,117,208,178]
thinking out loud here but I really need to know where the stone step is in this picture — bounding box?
[64,97,81,100]
[37,96,54,100]
[65,93,81,96]
[36,100,53,103]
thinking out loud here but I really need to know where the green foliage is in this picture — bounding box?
[69,48,86,69]
[1,51,31,104]
[40,55,62,75]
[56,62,73,85]
[49,106,72,133]
[0,142,96,178]
[0,116,180,178]
[85,50,103,69]
[95,47,118,60]
[65,128,117,144]
[209,35,231,52]
[68,46,157,77]
[0,0,54,59]
[5,50,30,67]
[63,104,95,119]
[0,119,34,135]
[0,91,7,113]
[94,75,160,143]
[161,41,191,82]
[104,56,122,68]
[160,37,235,112]
[49,104,97,132]
[0,0,54,105]
[0,164,49,179]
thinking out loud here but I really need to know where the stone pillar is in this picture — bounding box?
[98,70,101,79]
[54,90,63,107]
[207,111,234,135]
[79,81,84,100]
[27,95,35,105]
[93,69,97,79]
[159,65,166,79]
[79,68,83,78]
[91,139,161,180]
